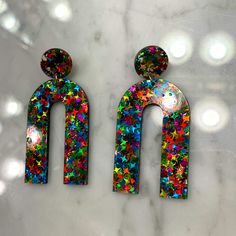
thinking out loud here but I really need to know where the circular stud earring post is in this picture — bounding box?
[134,45,168,79]
[41,48,72,79]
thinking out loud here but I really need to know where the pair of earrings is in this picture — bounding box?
[25,46,190,199]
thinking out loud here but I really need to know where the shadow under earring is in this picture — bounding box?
[113,46,190,199]
[25,48,89,185]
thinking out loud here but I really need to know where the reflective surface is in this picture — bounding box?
[113,78,190,198]
[40,48,73,78]
[25,78,89,184]
[134,46,168,78]
[0,0,236,235]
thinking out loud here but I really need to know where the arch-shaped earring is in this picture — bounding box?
[25,48,89,185]
[113,46,190,199]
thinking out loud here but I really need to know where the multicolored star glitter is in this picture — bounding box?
[113,46,190,199]
[41,48,72,79]
[25,78,89,184]
[25,48,89,185]
[134,46,168,79]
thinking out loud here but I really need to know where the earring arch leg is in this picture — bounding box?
[25,74,89,184]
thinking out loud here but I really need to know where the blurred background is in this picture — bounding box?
[0,0,235,235]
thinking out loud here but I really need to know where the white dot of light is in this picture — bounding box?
[161,92,177,109]
[170,42,187,59]
[209,42,227,60]
[193,97,229,133]
[50,2,72,22]
[160,31,193,65]
[2,158,25,180]
[0,0,8,14]
[0,180,6,195]
[0,12,20,33]
[201,109,220,127]
[200,31,235,66]
[27,125,42,149]
[4,97,23,117]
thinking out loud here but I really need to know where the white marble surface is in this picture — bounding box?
[0,0,236,235]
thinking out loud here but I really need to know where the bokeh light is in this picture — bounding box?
[50,1,72,22]
[0,12,20,33]
[200,31,235,66]
[2,158,24,180]
[3,96,23,117]
[193,97,229,133]
[160,31,193,65]
[201,109,220,127]
[209,42,227,60]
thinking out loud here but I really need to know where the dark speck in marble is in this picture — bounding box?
[94,31,102,42]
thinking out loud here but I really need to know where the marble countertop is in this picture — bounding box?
[0,0,236,235]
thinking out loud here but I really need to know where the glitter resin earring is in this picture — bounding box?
[113,46,190,199]
[25,48,89,184]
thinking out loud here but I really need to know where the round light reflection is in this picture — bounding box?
[209,42,227,60]
[2,158,24,180]
[0,12,20,33]
[200,31,235,66]
[4,97,23,117]
[161,92,177,109]
[50,2,72,22]
[170,42,187,59]
[193,97,229,133]
[27,125,42,149]
[160,31,193,65]
[201,109,220,127]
